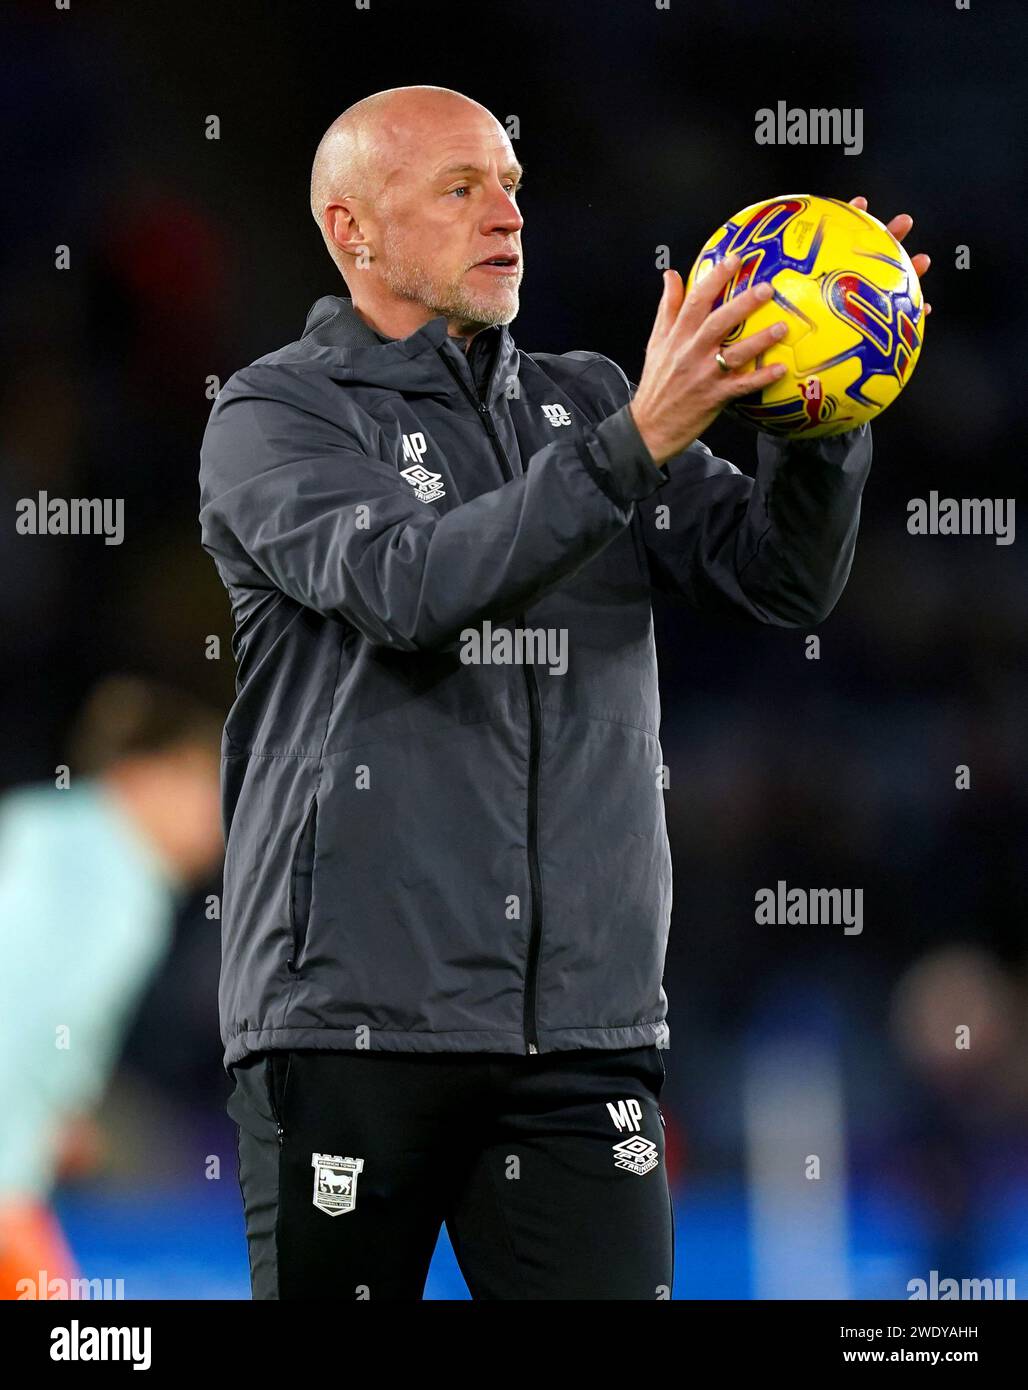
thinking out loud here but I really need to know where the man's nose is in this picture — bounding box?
[483,182,524,234]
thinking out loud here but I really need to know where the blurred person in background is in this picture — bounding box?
[888,946,1028,1276]
[0,675,223,1299]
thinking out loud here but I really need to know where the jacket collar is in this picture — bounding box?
[299,295,519,409]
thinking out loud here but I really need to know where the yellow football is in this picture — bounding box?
[685,194,926,438]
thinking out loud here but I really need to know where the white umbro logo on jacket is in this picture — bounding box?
[400,463,446,504]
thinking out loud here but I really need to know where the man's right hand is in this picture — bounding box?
[629,254,789,467]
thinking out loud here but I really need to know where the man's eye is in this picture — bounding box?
[449,183,522,197]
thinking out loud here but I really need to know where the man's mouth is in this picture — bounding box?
[472,253,520,276]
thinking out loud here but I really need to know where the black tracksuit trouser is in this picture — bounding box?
[227,1044,675,1300]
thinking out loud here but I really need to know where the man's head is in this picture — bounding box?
[310,87,524,342]
[70,674,224,885]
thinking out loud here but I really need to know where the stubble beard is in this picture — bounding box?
[378,227,521,331]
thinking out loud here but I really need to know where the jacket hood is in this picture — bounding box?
[286,294,520,408]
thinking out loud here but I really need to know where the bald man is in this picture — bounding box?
[200,85,922,1300]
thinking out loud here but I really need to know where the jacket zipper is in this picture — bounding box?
[520,668,544,1055]
[267,1054,290,1147]
[437,350,545,1055]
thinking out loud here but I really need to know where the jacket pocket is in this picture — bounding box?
[287,794,318,973]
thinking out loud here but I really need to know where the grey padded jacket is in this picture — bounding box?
[199,294,872,1071]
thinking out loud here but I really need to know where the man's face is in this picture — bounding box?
[372,112,524,333]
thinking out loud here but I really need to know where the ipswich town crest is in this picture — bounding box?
[311,1152,365,1216]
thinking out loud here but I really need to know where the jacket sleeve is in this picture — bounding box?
[613,377,873,627]
[199,364,668,651]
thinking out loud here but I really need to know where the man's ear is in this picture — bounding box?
[325,198,372,264]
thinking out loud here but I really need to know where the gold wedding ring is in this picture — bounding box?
[715,350,732,373]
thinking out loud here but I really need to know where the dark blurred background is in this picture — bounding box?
[3,0,1026,1297]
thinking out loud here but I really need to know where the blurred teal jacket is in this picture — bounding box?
[0,782,176,1199]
